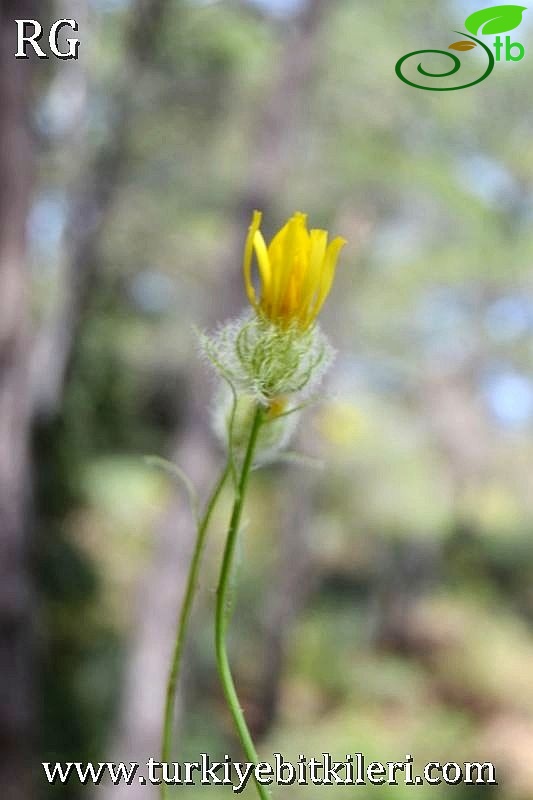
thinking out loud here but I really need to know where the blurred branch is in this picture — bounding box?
[238,0,330,218]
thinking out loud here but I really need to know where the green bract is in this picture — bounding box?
[200,312,334,405]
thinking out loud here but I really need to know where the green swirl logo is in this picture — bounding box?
[395,5,527,91]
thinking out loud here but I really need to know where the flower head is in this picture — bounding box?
[243,211,346,330]
[201,211,346,459]
[200,311,334,405]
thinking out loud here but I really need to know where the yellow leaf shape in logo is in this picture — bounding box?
[449,40,478,51]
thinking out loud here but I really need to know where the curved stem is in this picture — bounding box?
[160,462,230,799]
[215,406,270,800]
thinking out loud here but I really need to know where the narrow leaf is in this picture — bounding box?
[465,4,526,35]
[449,40,478,50]
[144,456,199,524]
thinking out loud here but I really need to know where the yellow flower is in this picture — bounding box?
[243,210,347,329]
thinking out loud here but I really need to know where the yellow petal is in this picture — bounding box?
[267,220,290,264]
[274,214,308,320]
[308,236,346,324]
[253,230,271,295]
[300,229,327,322]
[245,211,346,328]
[243,210,262,310]
[266,221,289,318]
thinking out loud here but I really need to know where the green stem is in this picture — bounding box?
[215,406,270,800]
[160,462,230,800]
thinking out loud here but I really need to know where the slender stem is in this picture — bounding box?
[160,462,230,799]
[215,406,270,800]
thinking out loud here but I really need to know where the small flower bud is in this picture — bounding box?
[211,385,299,463]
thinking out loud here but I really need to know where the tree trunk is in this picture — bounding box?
[32,0,172,418]
[0,4,37,798]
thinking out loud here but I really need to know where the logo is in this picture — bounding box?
[15,19,80,60]
[396,4,526,90]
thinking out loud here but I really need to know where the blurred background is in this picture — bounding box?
[2,0,533,798]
